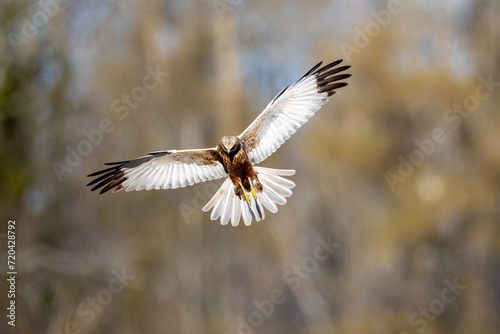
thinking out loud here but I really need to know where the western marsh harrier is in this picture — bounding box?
[87,60,351,226]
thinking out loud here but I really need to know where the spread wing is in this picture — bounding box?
[87,148,226,194]
[239,59,351,165]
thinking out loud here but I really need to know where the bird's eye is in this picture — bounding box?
[231,143,240,153]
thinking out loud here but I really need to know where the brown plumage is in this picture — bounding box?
[216,136,264,217]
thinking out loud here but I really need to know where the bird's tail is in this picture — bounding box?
[202,167,296,226]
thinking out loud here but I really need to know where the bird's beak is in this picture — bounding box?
[226,148,231,154]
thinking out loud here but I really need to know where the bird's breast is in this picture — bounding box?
[226,151,252,176]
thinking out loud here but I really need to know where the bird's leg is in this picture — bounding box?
[247,178,258,200]
[238,181,251,205]
[237,180,257,219]
[247,177,263,219]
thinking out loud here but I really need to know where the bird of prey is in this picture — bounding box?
[87,60,351,226]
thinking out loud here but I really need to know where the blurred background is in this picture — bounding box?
[1,0,500,333]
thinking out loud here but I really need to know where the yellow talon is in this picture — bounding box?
[244,191,250,203]
[250,187,257,200]
[239,182,251,204]
[248,178,258,200]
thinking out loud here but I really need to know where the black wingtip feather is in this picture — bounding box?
[299,61,323,81]
[86,171,115,187]
[104,161,128,166]
[90,173,119,192]
[87,162,128,194]
[87,165,122,177]
[100,176,126,194]
[272,84,290,103]
[314,60,351,96]
[318,82,349,95]
[316,65,351,81]
[318,73,352,85]
[313,59,343,76]
[272,60,350,104]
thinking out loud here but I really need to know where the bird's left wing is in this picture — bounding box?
[87,148,226,194]
[239,59,351,165]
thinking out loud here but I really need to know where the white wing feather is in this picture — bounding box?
[239,60,350,165]
[88,148,226,194]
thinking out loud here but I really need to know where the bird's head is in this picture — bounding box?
[219,136,241,156]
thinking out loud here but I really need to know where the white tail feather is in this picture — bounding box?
[202,167,296,226]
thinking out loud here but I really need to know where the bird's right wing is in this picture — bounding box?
[87,148,227,194]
